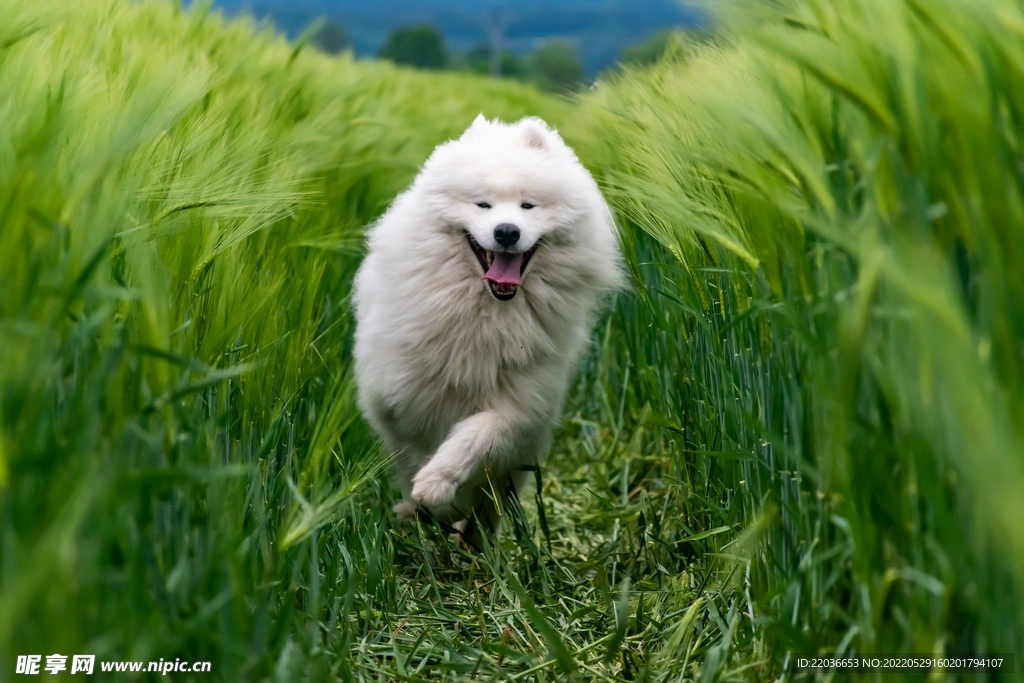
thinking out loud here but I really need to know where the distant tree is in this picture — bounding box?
[618,28,715,68]
[465,44,526,79]
[619,29,672,66]
[313,21,349,55]
[378,24,447,70]
[528,41,585,93]
[465,45,490,74]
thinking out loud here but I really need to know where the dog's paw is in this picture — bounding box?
[411,466,463,522]
[392,500,418,521]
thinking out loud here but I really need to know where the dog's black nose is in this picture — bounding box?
[494,223,520,247]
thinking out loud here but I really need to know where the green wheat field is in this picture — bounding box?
[2,0,1023,680]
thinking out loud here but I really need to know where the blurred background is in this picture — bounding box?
[209,0,705,90]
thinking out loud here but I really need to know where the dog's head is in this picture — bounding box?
[414,115,621,302]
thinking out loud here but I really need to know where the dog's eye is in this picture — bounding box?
[521,202,535,210]
[476,202,492,209]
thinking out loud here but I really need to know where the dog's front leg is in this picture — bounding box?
[411,409,519,521]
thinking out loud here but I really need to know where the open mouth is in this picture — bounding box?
[465,232,538,301]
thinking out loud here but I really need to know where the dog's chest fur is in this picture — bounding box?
[357,260,573,454]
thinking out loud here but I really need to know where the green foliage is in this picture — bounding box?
[3,0,1024,680]
[0,0,562,678]
[617,28,715,68]
[568,0,1024,674]
[313,21,348,55]
[529,40,586,93]
[464,44,527,79]
[619,29,675,66]
[459,42,584,93]
[378,23,448,70]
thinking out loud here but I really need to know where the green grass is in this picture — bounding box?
[568,0,1024,675]
[2,0,1023,680]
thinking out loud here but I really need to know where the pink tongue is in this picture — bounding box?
[484,252,524,286]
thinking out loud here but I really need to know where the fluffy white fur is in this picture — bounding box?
[352,115,623,528]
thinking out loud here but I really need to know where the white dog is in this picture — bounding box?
[352,115,622,530]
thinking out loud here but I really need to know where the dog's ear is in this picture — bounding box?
[519,117,560,151]
[463,113,489,137]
